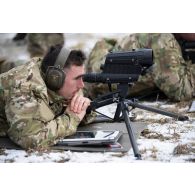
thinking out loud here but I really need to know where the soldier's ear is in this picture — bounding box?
[44,46,71,91]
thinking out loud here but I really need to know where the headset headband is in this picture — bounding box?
[54,46,71,69]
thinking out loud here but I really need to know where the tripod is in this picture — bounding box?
[89,84,189,160]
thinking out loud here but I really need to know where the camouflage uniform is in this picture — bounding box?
[0,58,15,136]
[0,58,84,149]
[86,33,195,101]
[27,33,65,57]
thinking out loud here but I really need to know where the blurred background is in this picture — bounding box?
[0,33,127,64]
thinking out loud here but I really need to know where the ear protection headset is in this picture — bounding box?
[45,46,71,91]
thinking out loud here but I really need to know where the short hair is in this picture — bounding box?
[41,44,86,73]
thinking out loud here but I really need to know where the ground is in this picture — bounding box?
[0,100,195,163]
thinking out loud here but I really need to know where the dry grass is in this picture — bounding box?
[54,158,70,163]
[140,148,147,154]
[150,146,158,159]
[173,144,192,155]
[0,148,6,155]
[140,146,158,159]
[26,147,52,156]
[4,159,15,163]
[111,152,127,157]
[186,158,195,163]
[141,129,172,141]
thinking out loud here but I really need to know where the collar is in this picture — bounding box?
[47,88,68,106]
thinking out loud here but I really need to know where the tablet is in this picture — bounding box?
[57,130,122,146]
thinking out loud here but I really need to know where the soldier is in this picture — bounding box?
[27,33,65,57]
[0,45,94,149]
[86,33,195,102]
[13,33,65,58]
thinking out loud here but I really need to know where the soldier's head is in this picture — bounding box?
[41,44,86,99]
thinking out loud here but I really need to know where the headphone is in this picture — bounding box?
[45,46,71,91]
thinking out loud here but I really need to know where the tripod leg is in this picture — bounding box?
[126,100,189,121]
[121,101,142,159]
[114,103,122,121]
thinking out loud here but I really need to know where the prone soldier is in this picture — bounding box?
[0,45,95,149]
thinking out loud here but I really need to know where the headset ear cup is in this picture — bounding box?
[45,67,65,91]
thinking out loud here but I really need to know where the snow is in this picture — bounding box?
[1,101,195,163]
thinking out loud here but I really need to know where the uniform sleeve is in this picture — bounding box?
[152,34,194,101]
[5,90,81,149]
[116,33,194,101]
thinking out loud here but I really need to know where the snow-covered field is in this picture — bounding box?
[0,101,195,163]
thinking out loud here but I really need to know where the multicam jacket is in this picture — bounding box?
[0,58,81,149]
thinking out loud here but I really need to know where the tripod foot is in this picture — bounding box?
[135,154,142,160]
[178,116,189,121]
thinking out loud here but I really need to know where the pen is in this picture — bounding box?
[104,131,115,138]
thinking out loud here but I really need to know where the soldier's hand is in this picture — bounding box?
[66,94,90,121]
[70,93,91,114]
